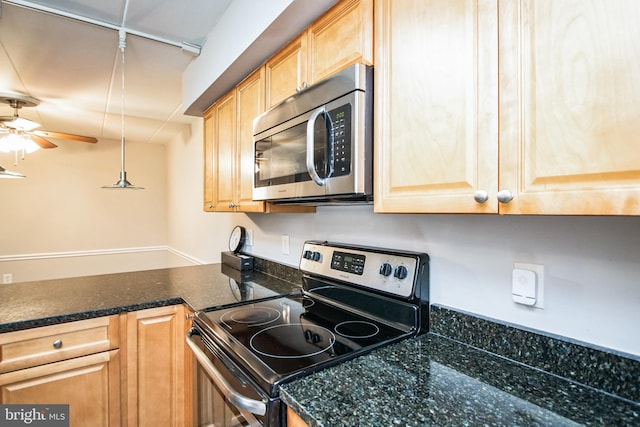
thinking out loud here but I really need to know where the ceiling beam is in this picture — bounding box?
[1,0,201,55]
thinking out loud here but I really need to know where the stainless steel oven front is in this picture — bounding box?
[186,326,280,427]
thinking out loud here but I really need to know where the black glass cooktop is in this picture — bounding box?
[195,291,415,395]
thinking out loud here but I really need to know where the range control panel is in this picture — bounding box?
[300,241,427,299]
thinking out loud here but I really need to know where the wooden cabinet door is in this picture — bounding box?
[266,35,307,109]
[125,305,187,427]
[308,0,374,84]
[374,0,499,213]
[0,350,121,427]
[236,68,266,212]
[211,91,237,212]
[203,110,216,211]
[499,0,640,215]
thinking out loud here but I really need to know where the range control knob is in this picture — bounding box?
[312,251,322,262]
[394,265,409,280]
[303,250,313,260]
[379,263,393,277]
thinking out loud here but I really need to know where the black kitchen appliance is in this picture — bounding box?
[186,241,429,426]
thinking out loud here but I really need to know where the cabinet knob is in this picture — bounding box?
[497,189,514,204]
[207,203,214,209]
[473,190,489,203]
[185,313,194,320]
[53,339,62,349]
[228,203,236,208]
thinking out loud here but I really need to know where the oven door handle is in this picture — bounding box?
[185,329,267,416]
[306,105,334,186]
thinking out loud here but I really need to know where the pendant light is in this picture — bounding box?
[103,30,143,190]
[0,164,25,178]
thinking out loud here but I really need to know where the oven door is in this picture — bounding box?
[186,328,278,426]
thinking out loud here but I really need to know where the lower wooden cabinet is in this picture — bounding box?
[0,316,121,426]
[286,406,310,427]
[123,305,191,427]
[0,306,193,427]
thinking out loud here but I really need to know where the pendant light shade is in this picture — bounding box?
[0,164,25,178]
[103,30,143,190]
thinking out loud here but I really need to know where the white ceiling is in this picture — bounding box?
[0,0,232,146]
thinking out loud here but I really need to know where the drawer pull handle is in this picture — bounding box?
[53,340,63,349]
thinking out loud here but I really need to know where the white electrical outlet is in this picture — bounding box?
[281,234,290,255]
[246,228,254,246]
[3,273,13,284]
[513,263,544,309]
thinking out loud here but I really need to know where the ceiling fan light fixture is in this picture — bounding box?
[0,164,25,179]
[0,133,41,154]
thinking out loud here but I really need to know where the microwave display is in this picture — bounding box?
[254,104,352,188]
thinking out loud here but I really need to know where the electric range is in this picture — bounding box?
[187,241,429,426]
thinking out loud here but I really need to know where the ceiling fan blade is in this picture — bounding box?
[30,135,58,149]
[32,130,97,143]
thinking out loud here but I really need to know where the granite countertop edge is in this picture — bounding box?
[0,260,303,334]
[0,298,186,333]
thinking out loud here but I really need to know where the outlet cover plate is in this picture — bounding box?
[514,262,544,309]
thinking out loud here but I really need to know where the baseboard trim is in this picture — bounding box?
[0,246,175,262]
[166,247,206,265]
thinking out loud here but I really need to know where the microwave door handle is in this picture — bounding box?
[306,106,334,185]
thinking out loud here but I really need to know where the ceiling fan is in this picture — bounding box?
[0,93,98,150]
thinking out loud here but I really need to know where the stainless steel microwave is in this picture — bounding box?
[253,63,373,204]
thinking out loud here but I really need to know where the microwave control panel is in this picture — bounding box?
[329,104,352,176]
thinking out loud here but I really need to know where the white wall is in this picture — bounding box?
[165,116,237,264]
[0,136,181,282]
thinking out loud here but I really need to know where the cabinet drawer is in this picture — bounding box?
[0,316,119,373]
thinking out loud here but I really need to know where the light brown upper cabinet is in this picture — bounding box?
[265,35,307,110]
[266,0,374,109]
[204,88,236,212]
[375,0,640,215]
[204,69,265,213]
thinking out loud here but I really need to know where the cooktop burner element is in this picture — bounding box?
[334,321,380,339]
[221,307,281,328]
[250,324,336,359]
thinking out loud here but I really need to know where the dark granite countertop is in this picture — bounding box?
[0,261,302,333]
[281,333,640,426]
[3,263,638,426]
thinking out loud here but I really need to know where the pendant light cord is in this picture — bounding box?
[102,29,143,188]
[119,30,126,174]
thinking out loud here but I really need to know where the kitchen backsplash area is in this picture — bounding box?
[430,305,639,404]
[230,207,640,358]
